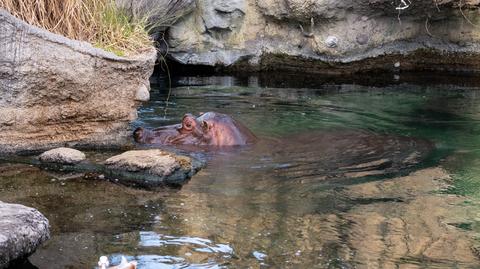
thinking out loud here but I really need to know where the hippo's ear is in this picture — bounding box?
[201,120,210,131]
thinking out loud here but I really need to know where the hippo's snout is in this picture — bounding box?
[133,127,145,143]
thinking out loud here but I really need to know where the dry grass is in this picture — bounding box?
[0,0,153,56]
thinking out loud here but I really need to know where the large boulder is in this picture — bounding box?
[0,202,50,268]
[0,9,156,153]
[165,0,480,73]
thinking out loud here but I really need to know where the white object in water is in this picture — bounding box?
[98,256,109,269]
[98,256,137,269]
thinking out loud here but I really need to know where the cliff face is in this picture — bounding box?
[0,10,156,153]
[163,0,480,73]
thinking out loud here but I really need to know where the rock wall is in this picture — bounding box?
[164,0,480,73]
[0,9,156,153]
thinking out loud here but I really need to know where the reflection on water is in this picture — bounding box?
[3,74,480,268]
[137,232,234,254]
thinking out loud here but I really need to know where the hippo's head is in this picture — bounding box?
[134,112,256,146]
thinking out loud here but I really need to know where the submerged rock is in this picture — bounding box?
[0,202,50,268]
[104,149,203,187]
[0,10,156,153]
[39,147,86,165]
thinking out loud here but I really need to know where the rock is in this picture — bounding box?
[0,202,50,268]
[0,10,156,153]
[355,34,369,45]
[105,150,181,176]
[39,147,86,164]
[104,149,204,187]
[134,84,150,102]
[1,149,204,188]
[202,0,246,31]
[325,36,338,48]
[163,0,480,73]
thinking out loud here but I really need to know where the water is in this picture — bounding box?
[3,73,480,268]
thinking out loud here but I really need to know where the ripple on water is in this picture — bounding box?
[108,254,223,269]
[101,232,234,268]
[138,232,233,255]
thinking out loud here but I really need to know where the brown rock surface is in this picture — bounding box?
[0,9,156,153]
[39,147,86,164]
[104,149,203,186]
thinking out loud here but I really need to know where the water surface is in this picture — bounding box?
[3,73,480,268]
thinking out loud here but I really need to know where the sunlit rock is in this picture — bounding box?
[39,147,86,165]
[104,149,204,186]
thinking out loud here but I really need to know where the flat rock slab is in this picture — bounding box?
[39,147,86,164]
[104,149,204,187]
[0,202,50,268]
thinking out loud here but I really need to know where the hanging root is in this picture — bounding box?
[299,17,315,38]
[425,16,433,37]
[458,0,480,27]
[396,0,411,10]
[434,0,441,12]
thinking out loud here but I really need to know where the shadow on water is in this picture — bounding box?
[4,72,480,268]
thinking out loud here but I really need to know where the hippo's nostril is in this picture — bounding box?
[133,127,144,142]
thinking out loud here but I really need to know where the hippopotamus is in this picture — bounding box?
[134,112,256,146]
[134,111,434,181]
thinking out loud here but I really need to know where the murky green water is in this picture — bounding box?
[3,73,480,268]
